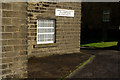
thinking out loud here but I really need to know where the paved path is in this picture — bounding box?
[69,47,120,78]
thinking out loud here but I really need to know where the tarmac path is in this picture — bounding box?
[69,47,120,78]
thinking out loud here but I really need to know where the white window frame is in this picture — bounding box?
[103,10,110,22]
[37,19,55,44]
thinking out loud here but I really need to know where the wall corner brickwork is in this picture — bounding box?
[2,2,28,78]
[0,1,2,80]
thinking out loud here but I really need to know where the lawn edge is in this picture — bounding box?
[65,54,95,78]
[81,41,117,48]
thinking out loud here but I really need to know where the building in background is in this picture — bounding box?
[81,2,120,43]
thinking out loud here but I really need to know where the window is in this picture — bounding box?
[37,19,55,44]
[103,10,110,22]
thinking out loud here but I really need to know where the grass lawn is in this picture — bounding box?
[81,41,118,48]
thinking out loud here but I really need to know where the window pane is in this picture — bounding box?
[103,14,110,21]
[38,28,54,33]
[103,10,110,22]
[40,34,44,38]
[37,19,55,44]
[46,34,52,39]
[44,34,53,41]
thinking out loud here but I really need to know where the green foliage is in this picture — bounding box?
[81,42,118,48]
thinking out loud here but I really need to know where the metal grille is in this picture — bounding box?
[37,19,55,44]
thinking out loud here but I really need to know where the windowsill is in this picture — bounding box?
[33,42,56,48]
[37,41,54,44]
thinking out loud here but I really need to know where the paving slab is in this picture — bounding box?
[28,53,91,78]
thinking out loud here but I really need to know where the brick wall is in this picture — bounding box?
[27,2,81,57]
[1,2,81,78]
[0,2,2,79]
[2,2,27,78]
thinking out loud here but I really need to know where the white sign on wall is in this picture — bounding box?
[55,9,74,17]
